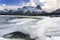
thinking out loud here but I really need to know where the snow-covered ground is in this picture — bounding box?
[0,37,26,40]
[0,37,60,40]
[0,15,60,40]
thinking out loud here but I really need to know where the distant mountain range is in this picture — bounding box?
[0,5,60,16]
[0,5,47,15]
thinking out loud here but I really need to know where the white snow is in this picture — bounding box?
[0,16,60,40]
[0,37,27,40]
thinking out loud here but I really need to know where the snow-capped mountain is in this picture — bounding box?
[0,5,60,16]
[0,5,47,15]
[52,9,60,13]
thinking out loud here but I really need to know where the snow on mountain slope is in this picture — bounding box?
[0,5,45,15]
[18,6,43,14]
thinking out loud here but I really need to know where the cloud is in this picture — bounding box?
[0,4,21,10]
[27,0,59,12]
[0,0,60,12]
[0,0,36,10]
[57,0,60,8]
[0,6,4,10]
[41,0,57,12]
[20,0,36,7]
[26,0,36,7]
[24,0,57,12]
[27,0,44,7]
[40,0,60,12]
[0,4,6,10]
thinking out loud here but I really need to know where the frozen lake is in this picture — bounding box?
[0,15,60,40]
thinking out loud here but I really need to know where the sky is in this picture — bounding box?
[0,0,44,6]
[0,0,44,10]
[0,0,30,5]
[0,0,60,12]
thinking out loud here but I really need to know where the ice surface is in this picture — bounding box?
[0,16,60,40]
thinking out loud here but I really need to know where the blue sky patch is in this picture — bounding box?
[0,0,30,5]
